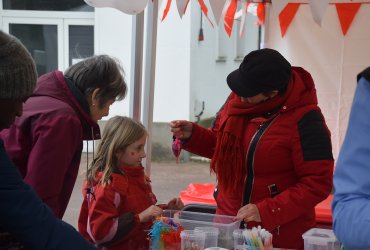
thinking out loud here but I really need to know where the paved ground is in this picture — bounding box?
[63,153,216,228]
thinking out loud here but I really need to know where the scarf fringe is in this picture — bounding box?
[211,81,295,194]
[211,132,245,193]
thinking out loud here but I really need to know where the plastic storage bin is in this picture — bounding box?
[181,230,206,250]
[302,228,340,250]
[233,229,245,250]
[162,210,240,249]
[194,227,220,248]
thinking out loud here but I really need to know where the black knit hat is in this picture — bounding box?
[227,48,292,97]
[0,31,37,100]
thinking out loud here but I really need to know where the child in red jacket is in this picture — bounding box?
[78,116,183,250]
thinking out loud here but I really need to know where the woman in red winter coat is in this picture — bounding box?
[79,116,183,250]
[170,49,334,249]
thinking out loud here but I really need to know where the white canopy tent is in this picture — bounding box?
[264,1,370,159]
[86,0,370,174]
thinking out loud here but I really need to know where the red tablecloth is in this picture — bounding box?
[180,183,333,226]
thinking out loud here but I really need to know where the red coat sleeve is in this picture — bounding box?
[182,123,217,158]
[85,184,142,246]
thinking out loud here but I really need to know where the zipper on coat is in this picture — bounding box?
[240,127,261,229]
[242,123,268,206]
[242,115,279,206]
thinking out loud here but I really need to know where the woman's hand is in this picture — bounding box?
[170,120,193,140]
[235,203,261,223]
[139,205,163,223]
[167,197,184,210]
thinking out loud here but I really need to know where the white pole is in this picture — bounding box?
[129,12,145,120]
[142,0,158,176]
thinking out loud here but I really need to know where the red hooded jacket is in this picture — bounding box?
[78,165,157,250]
[182,67,334,249]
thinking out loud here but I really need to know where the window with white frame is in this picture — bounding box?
[1,0,94,75]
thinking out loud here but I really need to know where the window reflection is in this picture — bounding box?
[69,25,94,66]
[10,24,58,76]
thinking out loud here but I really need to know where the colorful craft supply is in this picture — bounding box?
[149,216,184,250]
[233,226,273,250]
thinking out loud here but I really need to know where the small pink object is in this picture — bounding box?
[172,136,182,163]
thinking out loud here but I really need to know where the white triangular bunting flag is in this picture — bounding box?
[239,2,248,37]
[221,0,231,23]
[247,3,257,16]
[310,0,329,26]
[236,3,257,19]
[176,0,189,18]
[209,0,227,25]
[271,0,289,17]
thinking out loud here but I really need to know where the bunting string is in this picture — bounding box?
[85,0,370,38]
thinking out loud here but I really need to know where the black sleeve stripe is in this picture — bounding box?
[298,110,334,161]
[109,212,135,245]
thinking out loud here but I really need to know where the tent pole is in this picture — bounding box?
[129,12,145,120]
[142,0,158,176]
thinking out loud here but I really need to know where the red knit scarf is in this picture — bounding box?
[210,82,294,192]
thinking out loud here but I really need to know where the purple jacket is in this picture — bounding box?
[0,70,100,218]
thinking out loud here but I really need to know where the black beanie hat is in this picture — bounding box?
[227,48,292,97]
[0,31,37,100]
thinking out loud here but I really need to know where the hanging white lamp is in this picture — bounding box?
[84,0,148,15]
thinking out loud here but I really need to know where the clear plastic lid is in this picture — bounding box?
[194,226,220,236]
[302,228,338,244]
[180,230,206,240]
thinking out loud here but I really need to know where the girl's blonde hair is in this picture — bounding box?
[86,116,147,186]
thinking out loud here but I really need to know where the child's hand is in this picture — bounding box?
[167,197,184,210]
[139,205,163,223]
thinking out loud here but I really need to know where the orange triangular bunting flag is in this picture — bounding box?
[257,3,265,25]
[224,0,238,37]
[161,0,172,21]
[279,3,300,37]
[335,3,361,36]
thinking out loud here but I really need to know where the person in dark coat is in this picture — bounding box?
[0,30,97,249]
[0,48,127,219]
